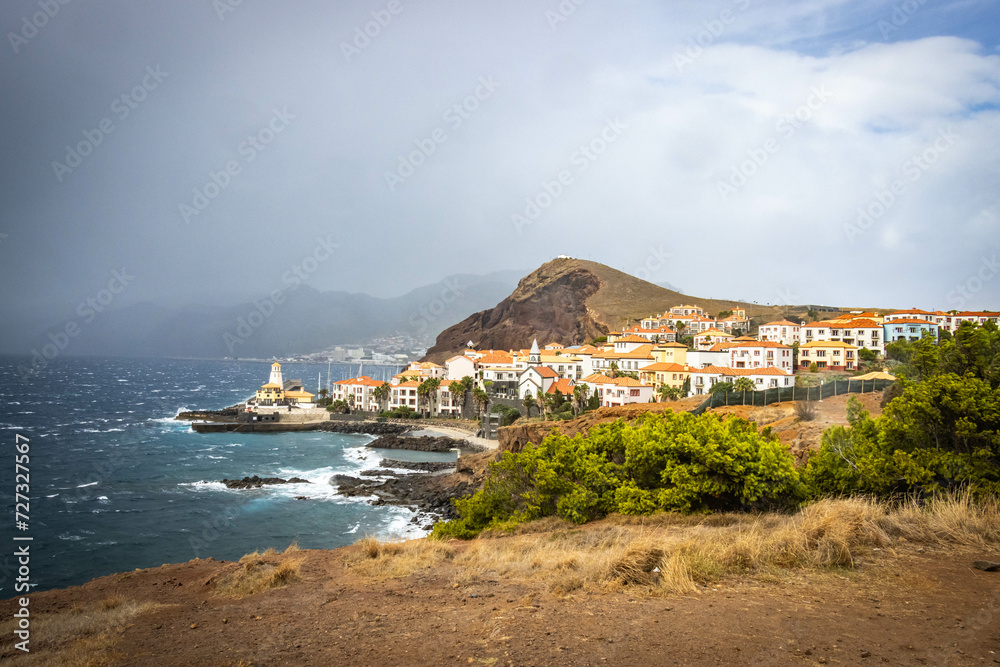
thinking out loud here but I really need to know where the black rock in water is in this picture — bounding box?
[220,475,311,489]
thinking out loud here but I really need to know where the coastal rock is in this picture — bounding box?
[319,420,411,436]
[973,560,1000,572]
[367,434,464,453]
[220,475,311,489]
[379,458,455,473]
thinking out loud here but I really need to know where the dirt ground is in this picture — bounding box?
[3,529,998,666]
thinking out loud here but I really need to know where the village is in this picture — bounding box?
[245,304,1000,420]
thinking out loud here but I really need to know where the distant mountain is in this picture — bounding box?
[9,271,522,359]
[422,258,790,363]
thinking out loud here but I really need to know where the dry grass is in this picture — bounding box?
[342,536,456,580]
[215,544,304,598]
[0,595,162,665]
[343,494,1000,598]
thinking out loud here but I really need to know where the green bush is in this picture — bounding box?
[804,373,1000,497]
[433,411,805,538]
[378,406,421,419]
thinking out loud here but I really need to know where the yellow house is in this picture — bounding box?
[798,341,858,371]
[652,342,687,365]
[639,362,691,392]
[255,383,285,406]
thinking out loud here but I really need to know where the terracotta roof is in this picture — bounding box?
[547,378,575,395]
[395,380,421,388]
[525,366,559,378]
[654,342,687,349]
[617,334,652,343]
[762,320,799,327]
[641,362,690,372]
[260,383,282,389]
[889,308,934,315]
[836,319,881,328]
[690,365,792,377]
[698,328,732,337]
[476,352,514,365]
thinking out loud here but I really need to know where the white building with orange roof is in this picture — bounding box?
[694,328,733,348]
[444,355,476,381]
[620,324,677,343]
[687,366,795,396]
[670,304,706,317]
[332,376,385,412]
[804,319,884,354]
[546,377,576,398]
[592,339,655,373]
[578,374,656,407]
[728,341,793,372]
[389,379,421,410]
[686,348,731,368]
[759,320,802,346]
[952,311,1000,328]
[518,365,559,399]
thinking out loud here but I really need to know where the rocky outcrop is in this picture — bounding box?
[366,434,464,452]
[221,475,311,489]
[379,459,455,472]
[319,421,411,436]
[422,262,606,363]
[176,406,241,422]
[331,474,475,520]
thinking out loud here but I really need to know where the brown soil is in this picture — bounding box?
[4,529,998,666]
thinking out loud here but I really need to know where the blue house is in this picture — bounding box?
[883,318,939,344]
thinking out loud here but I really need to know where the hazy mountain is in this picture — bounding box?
[7,270,523,359]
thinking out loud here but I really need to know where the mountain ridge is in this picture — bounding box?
[421,258,791,363]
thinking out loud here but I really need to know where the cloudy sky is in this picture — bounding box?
[2,0,999,328]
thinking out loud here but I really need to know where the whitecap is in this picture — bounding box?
[77,481,99,488]
[58,533,84,541]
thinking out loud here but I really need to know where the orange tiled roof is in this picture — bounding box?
[886,318,939,325]
[547,378,575,395]
[617,334,651,343]
[763,320,799,327]
[641,362,690,372]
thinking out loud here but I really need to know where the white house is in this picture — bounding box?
[578,374,656,407]
[728,341,794,372]
[518,365,559,399]
[332,376,384,412]
[445,355,476,381]
[759,320,802,346]
[687,366,796,396]
[686,349,731,368]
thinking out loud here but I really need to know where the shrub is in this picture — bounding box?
[809,362,818,373]
[378,406,420,419]
[794,401,817,421]
[433,412,805,538]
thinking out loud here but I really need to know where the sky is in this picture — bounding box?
[2,0,999,328]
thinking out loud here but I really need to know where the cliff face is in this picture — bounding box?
[422,262,609,363]
[422,258,783,364]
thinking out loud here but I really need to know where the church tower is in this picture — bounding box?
[269,362,284,387]
[529,339,541,366]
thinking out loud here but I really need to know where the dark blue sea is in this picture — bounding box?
[0,356,444,595]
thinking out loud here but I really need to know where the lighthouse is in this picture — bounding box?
[269,362,284,387]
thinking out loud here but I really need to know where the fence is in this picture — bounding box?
[687,378,896,416]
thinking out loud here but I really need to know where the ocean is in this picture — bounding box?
[0,356,443,594]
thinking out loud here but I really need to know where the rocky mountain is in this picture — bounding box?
[421,258,789,363]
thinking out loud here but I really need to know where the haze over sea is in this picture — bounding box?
[0,356,437,594]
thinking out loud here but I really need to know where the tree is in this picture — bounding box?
[572,384,590,415]
[809,362,818,373]
[374,382,391,413]
[317,388,329,406]
[522,392,537,418]
[733,377,755,393]
[472,386,489,418]
[608,361,620,378]
[424,377,442,417]
[451,376,472,416]
[327,399,349,414]
[709,381,735,395]
[807,309,819,321]
[658,384,682,402]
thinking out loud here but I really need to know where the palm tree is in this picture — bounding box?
[374,382,391,413]
[572,384,589,415]
[734,377,756,393]
[318,388,329,406]
[658,384,681,402]
[416,381,431,417]
[522,391,536,418]
[451,376,471,416]
[609,361,620,378]
[472,386,489,418]
[424,377,442,417]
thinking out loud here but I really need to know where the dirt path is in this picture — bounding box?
[5,539,998,666]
